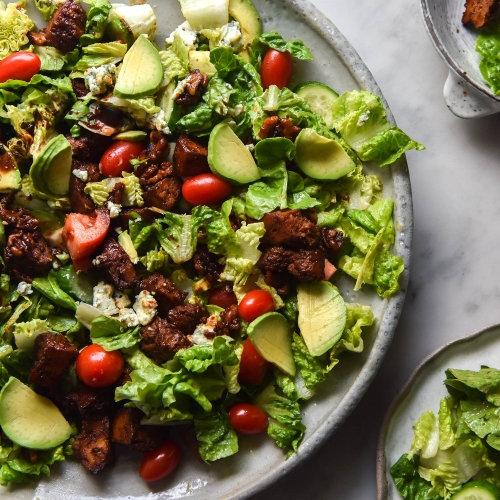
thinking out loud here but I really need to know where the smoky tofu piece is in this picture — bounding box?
[192,245,223,286]
[44,0,87,52]
[69,160,102,214]
[173,135,210,177]
[65,384,115,420]
[140,316,192,364]
[212,304,240,338]
[143,176,182,212]
[28,333,78,390]
[112,407,168,452]
[72,417,114,474]
[66,130,113,163]
[167,304,208,335]
[463,0,499,27]
[258,246,293,273]
[287,248,326,282]
[138,273,187,317]
[261,210,321,249]
[94,237,138,290]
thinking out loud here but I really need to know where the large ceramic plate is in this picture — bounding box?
[377,323,500,499]
[5,1,412,499]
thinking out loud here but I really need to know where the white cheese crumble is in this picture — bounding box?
[166,21,198,50]
[357,110,370,127]
[118,307,140,327]
[17,282,33,295]
[133,290,157,326]
[72,169,88,182]
[107,201,122,218]
[173,76,189,100]
[190,314,218,345]
[217,21,244,53]
[245,143,255,153]
[93,282,120,316]
[149,110,171,135]
[228,103,245,118]
[113,292,131,310]
[84,64,117,96]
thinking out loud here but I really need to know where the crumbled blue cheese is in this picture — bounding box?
[228,103,245,118]
[118,307,139,328]
[173,76,190,100]
[93,282,120,316]
[107,201,122,218]
[84,64,117,96]
[166,21,198,50]
[217,21,244,53]
[113,292,131,310]
[72,169,88,182]
[133,290,157,325]
[17,282,33,296]
[357,110,370,127]
[149,110,171,135]
[190,315,218,345]
[245,144,255,153]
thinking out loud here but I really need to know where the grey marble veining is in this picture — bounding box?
[257,0,500,498]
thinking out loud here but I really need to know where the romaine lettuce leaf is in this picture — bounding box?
[409,410,439,459]
[89,315,141,351]
[291,333,326,391]
[445,367,500,406]
[31,271,76,311]
[438,397,456,451]
[74,42,127,71]
[0,0,34,61]
[476,21,500,94]
[80,0,112,46]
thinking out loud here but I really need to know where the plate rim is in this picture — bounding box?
[375,322,500,500]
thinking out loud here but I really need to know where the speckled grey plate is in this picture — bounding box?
[421,0,500,118]
[3,1,412,499]
[377,323,500,499]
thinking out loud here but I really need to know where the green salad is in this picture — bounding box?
[391,366,500,500]
[0,0,423,487]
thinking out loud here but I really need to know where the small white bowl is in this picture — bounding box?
[422,0,500,118]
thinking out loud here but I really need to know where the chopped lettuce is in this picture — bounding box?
[291,333,326,392]
[0,0,34,61]
[90,315,141,351]
[74,42,127,71]
[476,21,500,94]
[80,0,112,46]
[34,0,65,20]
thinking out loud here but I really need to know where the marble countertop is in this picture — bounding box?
[257,0,500,498]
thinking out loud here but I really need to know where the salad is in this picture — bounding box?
[390,365,500,500]
[0,0,423,488]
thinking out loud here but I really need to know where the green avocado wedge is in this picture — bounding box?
[297,281,347,357]
[208,121,261,185]
[228,0,263,60]
[247,312,296,376]
[0,377,73,450]
[114,34,163,99]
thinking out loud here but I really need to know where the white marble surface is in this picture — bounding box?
[257,0,500,498]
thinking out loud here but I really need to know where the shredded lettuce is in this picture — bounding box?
[0,0,34,61]
[90,315,141,351]
[476,21,500,94]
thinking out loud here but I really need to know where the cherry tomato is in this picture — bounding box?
[76,344,124,388]
[261,49,293,90]
[208,285,238,308]
[62,210,110,261]
[238,338,270,386]
[139,441,181,482]
[99,140,145,177]
[0,52,41,84]
[229,403,269,434]
[238,290,275,323]
[182,173,232,206]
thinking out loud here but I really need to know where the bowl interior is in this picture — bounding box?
[423,0,500,101]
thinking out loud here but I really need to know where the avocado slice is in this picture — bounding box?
[208,122,261,185]
[189,51,217,76]
[229,0,262,60]
[0,145,21,192]
[30,135,73,198]
[0,377,73,450]
[295,128,356,180]
[157,79,182,131]
[114,34,163,99]
[247,312,296,376]
[113,130,148,142]
[297,281,347,357]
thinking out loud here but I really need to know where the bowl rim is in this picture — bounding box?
[375,322,500,500]
[420,0,500,103]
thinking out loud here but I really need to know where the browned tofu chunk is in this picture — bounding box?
[138,273,187,317]
[69,161,102,215]
[65,384,114,420]
[167,304,208,335]
[112,407,168,452]
[463,0,499,28]
[72,417,114,474]
[192,245,223,286]
[28,333,78,390]
[261,210,321,249]
[173,135,211,177]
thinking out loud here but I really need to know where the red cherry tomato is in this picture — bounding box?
[238,338,270,386]
[0,52,41,84]
[139,441,181,482]
[62,210,110,261]
[208,285,238,308]
[238,290,275,323]
[99,141,145,177]
[261,49,293,90]
[76,344,124,388]
[182,173,232,206]
[229,403,269,434]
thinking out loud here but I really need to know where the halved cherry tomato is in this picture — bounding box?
[0,52,41,84]
[238,338,270,386]
[99,140,146,177]
[62,210,110,261]
[139,441,181,482]
[182,173,232,207]
[261,49,293,90]
[238,290,275,323]
[208,284,238,308]
[229,403,269,434]
[76,344,124,388]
